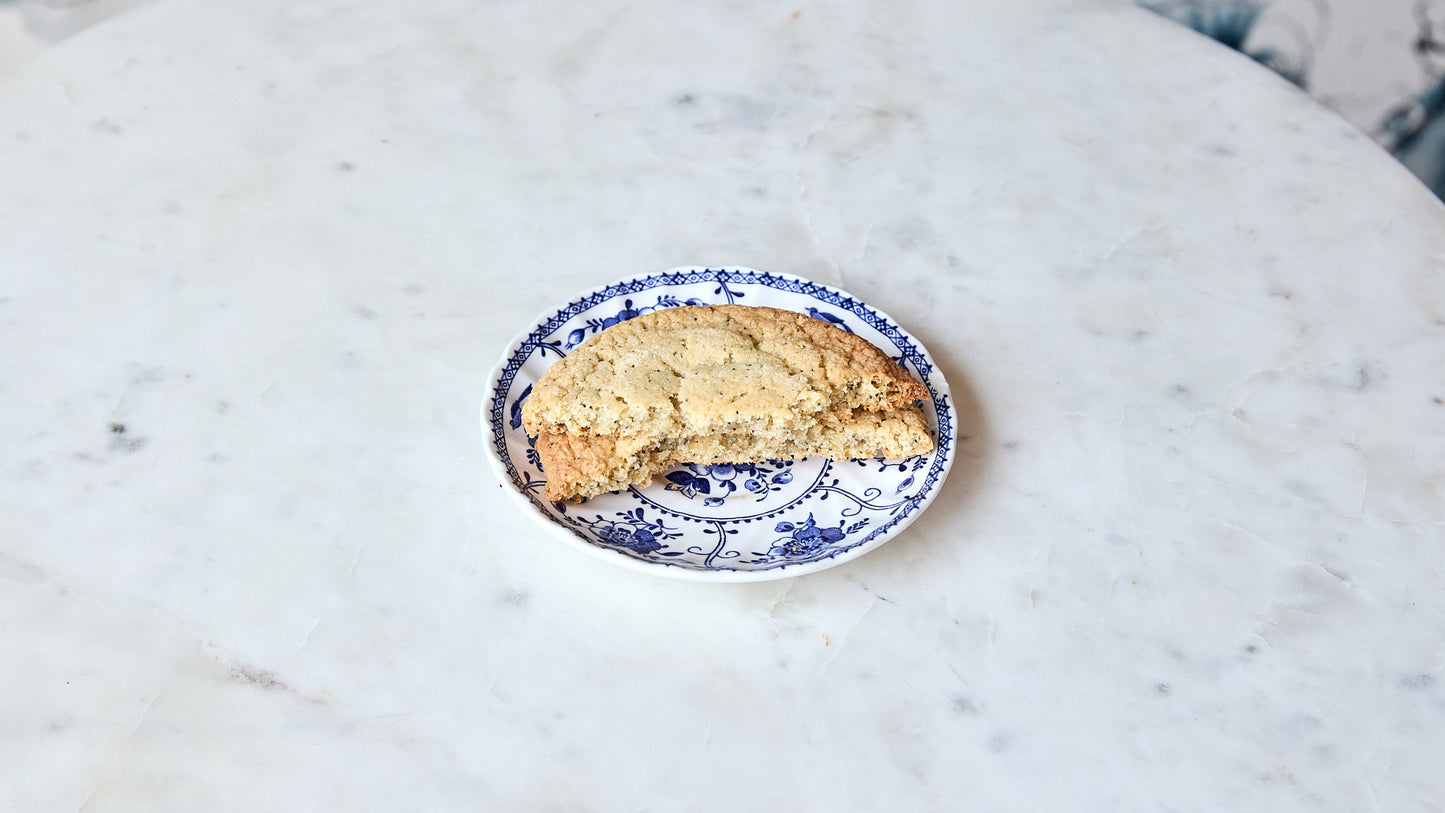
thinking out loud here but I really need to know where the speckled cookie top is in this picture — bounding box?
[519,305,928,438]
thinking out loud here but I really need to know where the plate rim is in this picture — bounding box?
[480,266,957,582]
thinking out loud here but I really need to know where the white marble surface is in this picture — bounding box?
[2,0,1443,809]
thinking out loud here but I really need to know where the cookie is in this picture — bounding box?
[519,304,934,502]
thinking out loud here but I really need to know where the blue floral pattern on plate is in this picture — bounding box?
[481,267,957,582]
[664,461,795,506]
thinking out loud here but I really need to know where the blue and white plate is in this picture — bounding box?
[482,267,956,582]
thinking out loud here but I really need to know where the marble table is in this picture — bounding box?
[3,0,1443,809]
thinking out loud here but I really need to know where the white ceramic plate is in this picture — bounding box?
[482,267,957,582]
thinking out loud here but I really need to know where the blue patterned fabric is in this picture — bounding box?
[1142,0,1445,201]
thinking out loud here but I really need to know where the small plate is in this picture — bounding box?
[482,267,957,581]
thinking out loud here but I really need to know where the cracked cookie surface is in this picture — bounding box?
[521,305,927,438]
